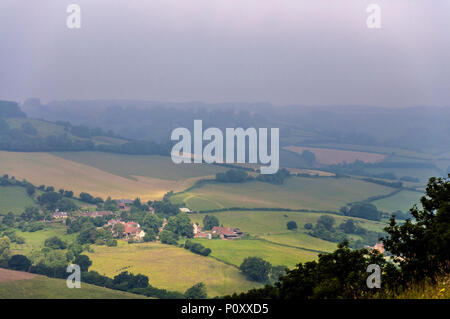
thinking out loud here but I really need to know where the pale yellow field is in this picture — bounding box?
[86,242,260,297]
[0,151,206,200]
[284,146,387,165]
[286,168,336,176]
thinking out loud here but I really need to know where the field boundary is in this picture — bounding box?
[188,207,342,215]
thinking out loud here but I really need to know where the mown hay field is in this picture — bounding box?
[284,146,387,165]
[0,151,225,200]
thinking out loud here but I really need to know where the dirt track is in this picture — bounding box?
[0,268,36,283]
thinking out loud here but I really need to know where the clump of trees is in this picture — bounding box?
[159,230,179,245]
[150,195,181,218]
[8,254,31,271]
[184,240,211,256]
[112,271,149,291]
[257,168,291,185]
[308,215,347,243]
[203,215,219,230]
[286,221,298,230]
[229,241,394,299]
[340,202,382,221]
[164,213,194,238]
[0,236,11,267]
[383,175,450,283]
[44,236,67,250]
[308,215,382,248]
[216,169,249,183]
[185,282,207,299]
[239,257,272,283]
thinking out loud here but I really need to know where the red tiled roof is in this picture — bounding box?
[211,227,237,236]
[124,226,140,234]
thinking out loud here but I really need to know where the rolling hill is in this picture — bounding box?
[0,268,146,299]
[0,151,226,201]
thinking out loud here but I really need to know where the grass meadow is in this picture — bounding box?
[372,190,422,213]
[190,237,319,268]
[0,271,146,299]
[189,210,387,254]
[171,176,396,211]
[10,224,76,255]
[0,186,36,215]
[86,241,261,297]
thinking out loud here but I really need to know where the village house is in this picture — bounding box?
[107,219,145,241]
[52,211,68,219]
[211,226,243,239]
[193,223,212,239]
[372,242,385,254]
[195,232,212,239]
[193,223,200,234]
[123,222,145,241]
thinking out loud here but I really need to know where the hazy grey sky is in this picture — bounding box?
[0,0,449,107]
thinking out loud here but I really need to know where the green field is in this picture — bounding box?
[0,270,146,299]
[372,190,422,213]
[190,210,387,254]
[6,118,76,139]
[86,241,261,297]
[298,143,434,160]
[6,118,130,147]
[10,224,76,255]
[190,238,318,268]
[0,186,36,215]
[171,177,396,211]
[364,167,439,184]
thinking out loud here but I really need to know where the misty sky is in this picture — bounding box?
[0,0,449,107]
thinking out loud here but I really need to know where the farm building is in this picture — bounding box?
[179,207,191,213]
[193,223,212,239]
[195,232,212,239]
[211,227,243,239]
[107,219,145,241]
